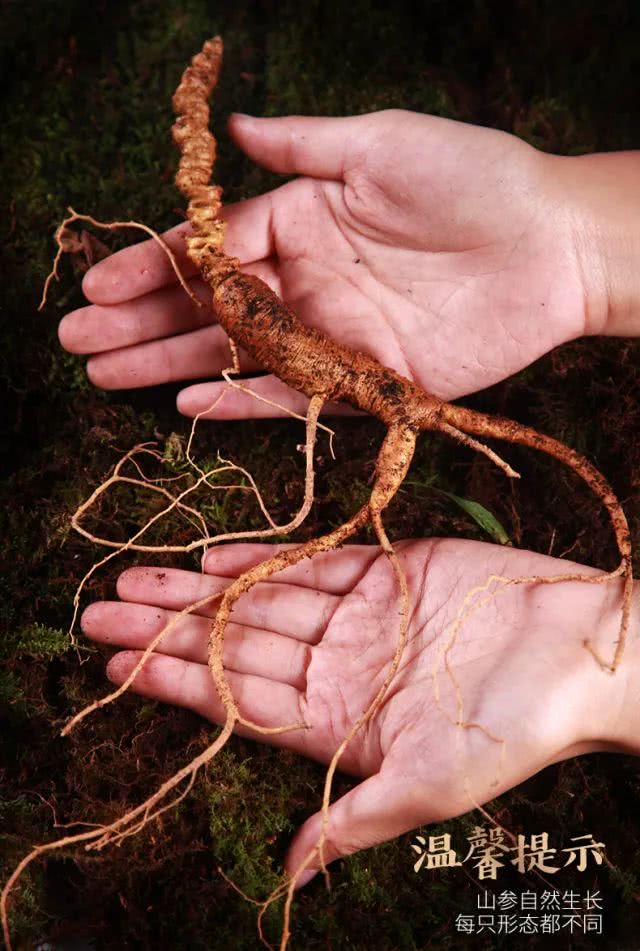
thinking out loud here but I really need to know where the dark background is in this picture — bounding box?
[1,1,639,948]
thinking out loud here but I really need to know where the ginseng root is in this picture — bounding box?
[173,37,632,673]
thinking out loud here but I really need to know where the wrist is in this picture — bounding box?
[544,150,640,338]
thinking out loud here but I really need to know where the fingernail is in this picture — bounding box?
[295,869,318,890]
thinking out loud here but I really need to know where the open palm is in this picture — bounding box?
[59,110,590,418]
[82,538,623,880]
[63,108,623,881]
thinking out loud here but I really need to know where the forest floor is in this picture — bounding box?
[1,1,639,948]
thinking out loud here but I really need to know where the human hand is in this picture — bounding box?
[58,110,614,417]
[80,538,638,884]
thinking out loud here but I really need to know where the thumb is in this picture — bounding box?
[284,770,429,889]
[228,113,374,180]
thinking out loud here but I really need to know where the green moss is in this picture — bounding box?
[207,748,293,915]
[0,670,26,712]
[14,623,70,659]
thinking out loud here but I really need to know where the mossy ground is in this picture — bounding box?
[1,1,639,948]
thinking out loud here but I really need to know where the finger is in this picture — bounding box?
[72,258,278,385]
[105,651,311,752]
[82,602,310,688]
[176,374,356,420]
[229,113,373,180]
[284,769,428,887]
[81,195,281,306]
[59,276,213,355]
[82,221,195,305]
[203,544,382,595]
[222,191,278,264]
[115,566,339,643]
[84,324,257,390]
